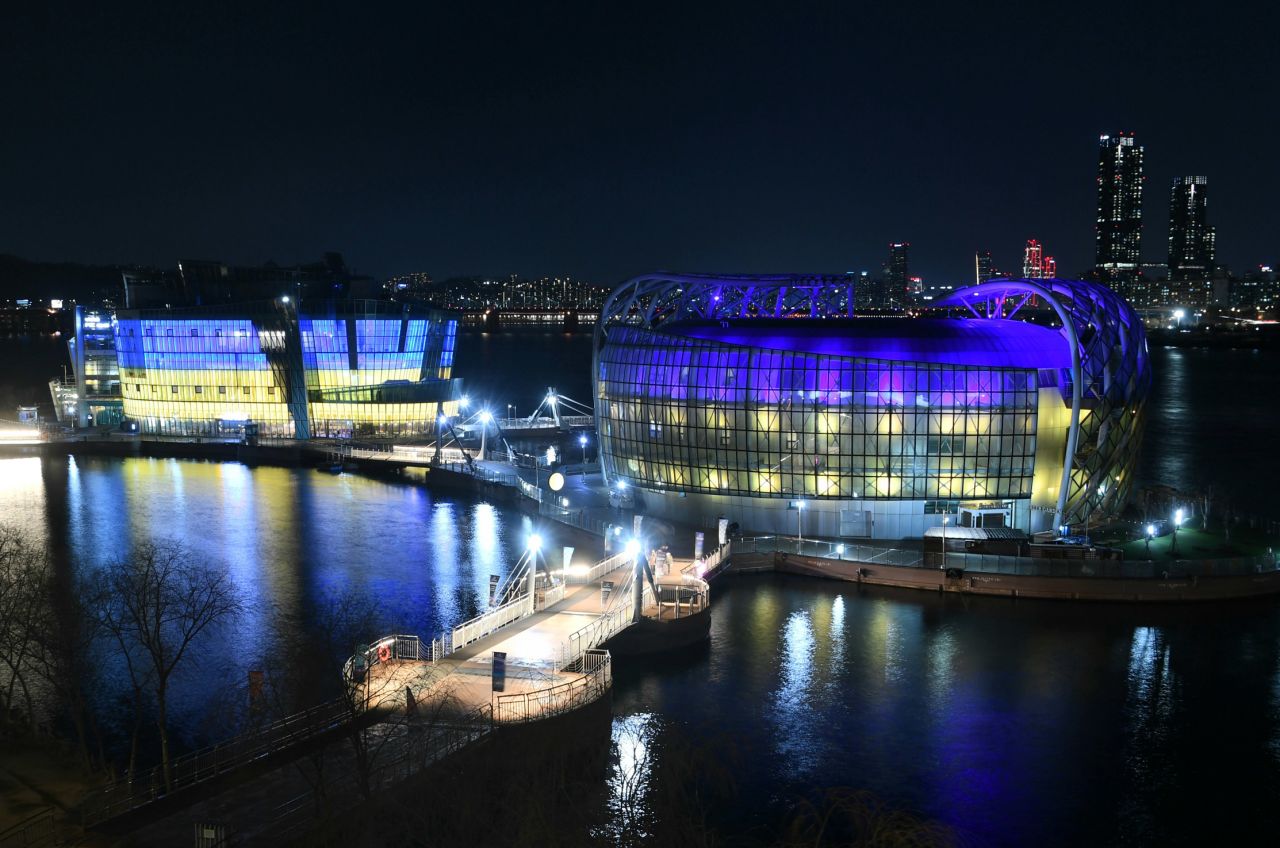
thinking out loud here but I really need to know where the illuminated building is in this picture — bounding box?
[1168,176,1215,281]
[594,274,1148,539]
[114,300,462,438]
[886,243,910,308]
[1095,133,1145,297]
[1022,239,1056,280]
[975,250,997,285]
[50,307,124,427]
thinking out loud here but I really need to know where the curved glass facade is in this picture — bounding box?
[598,324,1040,501]
[116,300,461,438]
[594,273,1150,537]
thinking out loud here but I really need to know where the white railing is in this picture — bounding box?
[539,581,567,609]
[451,591,534,652]
[517,477,544,503]
[494,649,612,724]
[342,634,422,681]
[683,541,732,578]
[567,551,630,584]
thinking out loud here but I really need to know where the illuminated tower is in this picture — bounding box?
[1168,176,1215,281]
[1023,239,1045,278]
[975,250,995,284]
[886,242,909,307]
[1094,133,1145,293]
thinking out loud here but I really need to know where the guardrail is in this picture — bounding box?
[494,649,612,724]
[342,634,423,682]
[683,542,732,578]
[935,550,1280,579]
[80,697,353,826]
[737,536,924,567]
[451,592,534,653]
[0,807,57,848]
[568,551,630,584]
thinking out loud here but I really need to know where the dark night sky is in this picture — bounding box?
[3,1,1276,286]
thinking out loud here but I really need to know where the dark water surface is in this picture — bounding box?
[2,334,1280,845]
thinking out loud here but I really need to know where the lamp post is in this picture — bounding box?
[1145,523,1155,556]
[1172,508,1184,555]
[527,534,542,610]
[626,538,643,624]
[478,410,492,461]
[579,434,588,464]
[941,516,949,570]
[796,500,805,547]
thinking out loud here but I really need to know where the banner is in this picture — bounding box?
[694,531,705,560]
[563,546,575,576]
[718,517,729,546]
[492,651,507,692]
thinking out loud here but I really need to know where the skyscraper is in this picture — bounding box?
[1168,176,1215,281]
[1023,239,1044,278]
[1095,133,1144,294]
[886,242,909,307]
[975,250,995,285]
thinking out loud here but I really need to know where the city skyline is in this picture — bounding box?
[3,4,1277,286]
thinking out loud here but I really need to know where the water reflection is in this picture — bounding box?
[5,455,533,748]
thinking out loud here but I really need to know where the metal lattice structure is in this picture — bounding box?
[936,279,1150,527]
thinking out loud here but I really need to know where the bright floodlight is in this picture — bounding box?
[560,497,569,508]
[796,500,806,510]
[547,394,557,406]
[613,526,622,536]
[1174,309,1186,320]
[437,414,448,426]
[836,544,845,555]
[479,410,493,424]
[460,395,470,409]
[625,539,641,558]
[616,480,628,490]
[280,295,290,303]
[528,534,543,553]
[1175,508,1184,526]
[1147,524,1155,537]
[579,435,587,446]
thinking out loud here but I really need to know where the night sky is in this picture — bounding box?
[3,2,1276,285]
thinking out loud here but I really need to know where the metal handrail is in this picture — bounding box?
[494,649,611,724]
[567,550,630,584]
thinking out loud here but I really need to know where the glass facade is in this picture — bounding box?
[116,300,461,438]
[597,325,1039,501]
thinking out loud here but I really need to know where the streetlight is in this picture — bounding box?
[796,500,806,545]
[579,434,588,464]
[1172,508,1185,555]
[477,410,493,460]
[941,516,949,570]
[835,543,845,559]
[1146,523,1155,556]
[459,395,470,410]
[527,533,543,596]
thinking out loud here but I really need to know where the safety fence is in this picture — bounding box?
[266,703,495,844]
[0,807,57,848]
[79,697,353,827]
[737,536,924,567]
[653,576,711,621]
[342,634,423,681]
[935,550,1279,579]
[568,550,630,584]
[494,649,612,724]
[450,592,534,653]
[682,542,732,579]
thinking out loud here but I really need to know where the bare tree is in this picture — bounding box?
[0,526,52,729]
[97,540,242,790]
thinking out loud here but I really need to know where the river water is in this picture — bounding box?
[2,334,1279,845]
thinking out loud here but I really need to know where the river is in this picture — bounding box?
[1,333,1279,845]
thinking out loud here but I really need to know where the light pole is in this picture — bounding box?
[527,533,542,609]
[796,500,805,546]
[1146,523,1155,556]
[579,434,588,464]
[478,410,492,461]
[941,516,949,570]
[1172,508,1184,555]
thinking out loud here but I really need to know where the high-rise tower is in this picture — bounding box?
[975,250,995,285]
[886,243,909,307]
[1168,176,1215,281]
[1095,133,1144,294]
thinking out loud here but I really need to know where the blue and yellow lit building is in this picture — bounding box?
[594,274,1149,539]
[114,299,462,438]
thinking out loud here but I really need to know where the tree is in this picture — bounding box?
[0,526,52,730]
[98,541,242,790]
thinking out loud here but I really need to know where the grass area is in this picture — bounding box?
[1117,524,1276,562]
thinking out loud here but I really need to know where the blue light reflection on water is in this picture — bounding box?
[0,454,532,746]
[611,575,1280,847]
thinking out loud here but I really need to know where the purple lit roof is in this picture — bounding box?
[669,318,1070,369]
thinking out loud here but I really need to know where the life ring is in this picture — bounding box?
[377,644,391,663]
